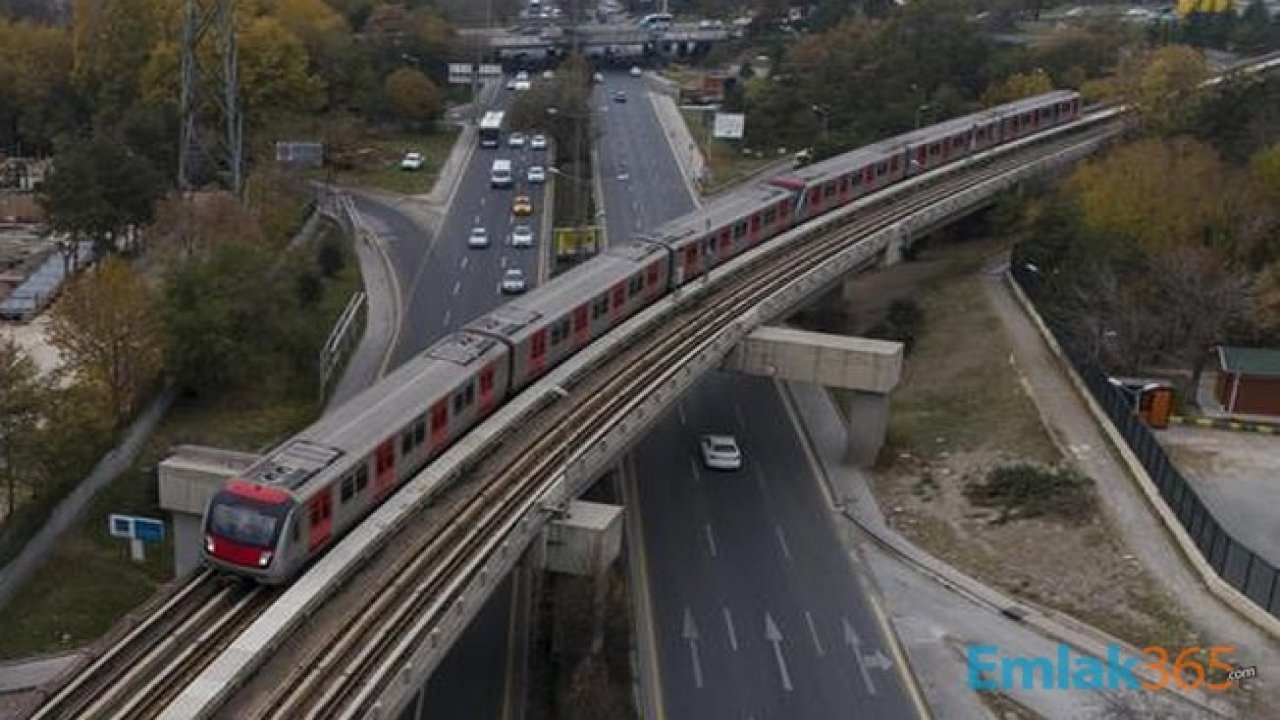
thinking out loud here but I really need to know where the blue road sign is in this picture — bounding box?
[108,514,166,543]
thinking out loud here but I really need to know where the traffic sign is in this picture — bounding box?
[478,64,503,77]
[109,514,166,562]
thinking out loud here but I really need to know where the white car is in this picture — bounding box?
[593,72,605,83]
[630,65,642,77]
[509,132,526,148]
[700,434,742,470]
[506,78,517,90]
[399,152,424,170]
[527,165,546,183]
[501,267,527,294]
[510,224,534,247]
[467,226,489,248]
[516,70,529,81]
[542,70,555,80]
[530,134,548,150]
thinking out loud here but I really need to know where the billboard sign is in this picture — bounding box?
[713,113,745,140]
[448,63,475,84]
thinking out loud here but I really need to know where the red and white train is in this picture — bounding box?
[203,90,1082,583]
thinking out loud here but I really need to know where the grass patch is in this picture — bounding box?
[883,263,1057,464]
[679,109,780,194]
[966,463,1098,526]
[0,223,363,660]
[312,128,460,195]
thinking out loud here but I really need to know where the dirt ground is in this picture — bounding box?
[832,235,1194,651]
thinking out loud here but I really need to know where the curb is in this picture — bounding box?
[1004,272,1280,641]
[1169,415,1280,435]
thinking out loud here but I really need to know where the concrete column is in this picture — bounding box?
[172,513,204,577]
[881,223,905,268]
[842,390,890,468]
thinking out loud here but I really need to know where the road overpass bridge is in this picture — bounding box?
[458,23,731,62]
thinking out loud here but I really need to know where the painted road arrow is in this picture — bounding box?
[683,606,703,689]
[765,612,793,692]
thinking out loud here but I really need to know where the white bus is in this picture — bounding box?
[490,158,514,188]
[479,111,505,148]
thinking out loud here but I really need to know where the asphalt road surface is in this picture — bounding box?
[630,372,917,718]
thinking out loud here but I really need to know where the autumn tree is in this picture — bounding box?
[1121,45,1208,136]
[72,0,162,125]
[1252,141,1280,199]
[384,67,443,128]
[237,15,326,120]
[0,339,45,519]
[982,68,1054,107]
[39,135,164,256]
[0,18,75,153]
[48,257,164,425]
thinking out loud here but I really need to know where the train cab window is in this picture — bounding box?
[377,443,394,474]
[401,429,413,456]
[431,404,447,434]
[356,464,369,492]
[341,474,356,502]
[414,415,426,444]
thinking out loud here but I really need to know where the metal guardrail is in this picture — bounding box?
[1010,262,1280,620]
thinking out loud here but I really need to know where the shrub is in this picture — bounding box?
[966,463,1097,525]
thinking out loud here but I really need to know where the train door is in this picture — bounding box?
[530,329,548,376]
[681,245,699,283]
[307,489,333,551]
[478,364,497,410]
[374,439,395,496]
[572,305,590,345]
[609,282,627,320]
[645,261,663,299]
[430,401,448,447]
[748,214,762,245]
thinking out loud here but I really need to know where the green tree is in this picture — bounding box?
[48,257,164,425]
[72,0,161,124]
[384,66,443,128]
[1250,141,1280,200]
[39,135,164,256]
[0,18,76,153]
[0,339,45,519]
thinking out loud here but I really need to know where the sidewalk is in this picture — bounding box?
[645,86,704,207]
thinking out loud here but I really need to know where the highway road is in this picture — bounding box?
[593,71,698,242]
[629,372,917,718]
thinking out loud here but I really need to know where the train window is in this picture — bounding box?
[612,285,625,308]
[414,415,426,444]
[733,221,747,239]
[401,429,413,456]
[646,263,660,286]
[464,382,475,406]
[550,322,563,345]
[838,177,848,193]
[977,128,986,139]
[877,162,888,175]
[480,369,494,395]
[452,393,464,415]
[890,156,899,170]
[702,236,716,255]
[356,464,368,492]
[929,144,940,157]
[592,296,608,319]
[629,275,643,294]
[953,137,964,148]
[780,199,791,214]
[764,208,776,225]
[823,183,835,198]
[377,443,394,473]
[341,474,356,502]
[431,404,447,433]
[532,332,547,358]
[807,188,819,204]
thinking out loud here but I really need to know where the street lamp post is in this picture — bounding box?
[811,104,829,142]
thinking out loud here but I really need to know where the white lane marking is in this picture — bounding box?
[764,613,793,692]
[704,522,718,558]
[689,455,702,484]
[678,403,687,426]
[501,255,509,269]
[774,525,792,562]
[734,404,746,430]
[844,618,878,696]
[722,607,738,652]
[804,611,825,656]
[479,196,485,207]
[443,309,452,327]
[451,280,461,296]
[683,607,703,689]
[460,255,469,270]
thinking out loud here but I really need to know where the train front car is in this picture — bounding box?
[202,479,297,584]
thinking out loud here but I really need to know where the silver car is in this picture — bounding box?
[527,165,546,184]
[467,226,489,248]
[508,132,526,148]
[530,134,548,150]
[699,434,742,470]
[501,267,527,294]
[510,224,534,247]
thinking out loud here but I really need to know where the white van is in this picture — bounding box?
[490,158,514,189]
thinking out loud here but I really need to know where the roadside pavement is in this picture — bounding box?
[644,83,705,206]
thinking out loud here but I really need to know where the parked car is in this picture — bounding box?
[527,165,546,184]
[700,434,742,470]
[530,134,548,150]
[509,132,526,148]
[512,194,534,216]
[467,226,489,248]
[501,267,527,294]
[400,152,424,170]
[510,224,534,247]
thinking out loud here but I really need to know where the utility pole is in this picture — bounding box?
[178,0,243,197]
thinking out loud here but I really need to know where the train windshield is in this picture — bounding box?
[207,493,288,549]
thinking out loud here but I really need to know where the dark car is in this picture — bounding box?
[612,90,627,103]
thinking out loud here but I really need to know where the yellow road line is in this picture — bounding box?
[625,455,667,720]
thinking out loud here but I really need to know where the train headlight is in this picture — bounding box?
[204,536,215,553]
[257,551,273,568]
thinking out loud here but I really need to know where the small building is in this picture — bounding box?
[1214,346,1280,417]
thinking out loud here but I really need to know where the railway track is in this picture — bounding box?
[29,570,276,720]
[251,119,1121,719]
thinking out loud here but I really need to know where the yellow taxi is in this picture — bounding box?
[512,194,534,216]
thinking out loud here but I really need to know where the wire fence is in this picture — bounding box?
[1009,260,1280,620]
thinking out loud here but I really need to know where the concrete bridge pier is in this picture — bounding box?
[722,326,903,467]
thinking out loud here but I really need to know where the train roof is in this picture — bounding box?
[240,331,507,494]
[647,185,791,246]
[465,240,665,343]
[771,90,1080,189]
